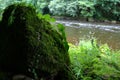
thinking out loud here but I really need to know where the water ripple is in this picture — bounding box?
[56,20,120,33]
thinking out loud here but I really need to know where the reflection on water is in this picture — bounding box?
[56,20,120,50]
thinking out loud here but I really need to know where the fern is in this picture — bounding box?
[69,39,120,80]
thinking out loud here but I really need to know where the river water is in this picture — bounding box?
[56,20,120,50]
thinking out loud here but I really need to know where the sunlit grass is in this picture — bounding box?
[69,39,120,80]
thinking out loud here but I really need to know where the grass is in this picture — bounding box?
[69,39,120,80]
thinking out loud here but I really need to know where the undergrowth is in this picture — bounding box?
[69,39,120,80]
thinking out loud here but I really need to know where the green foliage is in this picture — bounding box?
[79,1,95,18]
[49,0,95,17]
[37,13,55,22]
[48,0,120,21]
[49,0,66,16]
[94,0,120,21]
[69,39,120,80]
[66,1,95,18]
[65,1,79,17]
[1,0,120,21]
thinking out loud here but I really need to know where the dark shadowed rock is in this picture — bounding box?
[0,4,72,80]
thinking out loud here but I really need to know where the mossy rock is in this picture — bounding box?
[0,4,71,80]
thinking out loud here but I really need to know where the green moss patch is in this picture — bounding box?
[0,3,71,80]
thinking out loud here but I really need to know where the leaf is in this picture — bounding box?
[37,13,55,22]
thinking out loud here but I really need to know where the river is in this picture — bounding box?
[56,20,120,50]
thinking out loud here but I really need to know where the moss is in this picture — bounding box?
[0,3,71,80]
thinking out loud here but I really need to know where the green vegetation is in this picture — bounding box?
[49,0,120,21]
[94,0,120,21]
[0,1,120,79]
[69,39,120,80]
[49,0,95,18]
[0,3,71,80]
[0,0,120,21]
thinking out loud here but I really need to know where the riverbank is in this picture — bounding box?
[53,16,120,25]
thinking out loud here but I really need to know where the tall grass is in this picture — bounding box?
[69,39,120,80]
